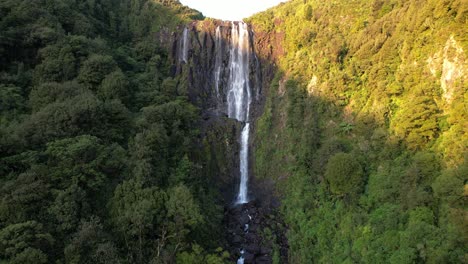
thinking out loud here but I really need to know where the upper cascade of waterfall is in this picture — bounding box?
[176,20,260,117]
[227,21,251,122]
[179,27,189,63]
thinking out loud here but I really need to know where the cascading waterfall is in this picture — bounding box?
[237,123,250,204]
[227,22,251,123]
[180,27,189,63]
[181,21,257,263]
[226,22,252,263]
[214,26,223,97]
[225,21,251,205]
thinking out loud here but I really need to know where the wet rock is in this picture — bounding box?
[245,232,257,242]
[249,207,257,215]
[244,252,255,264]
[249,224,259,232]
[255,255,272,264]
[239,214,251,225]
[231,205,243,215]
[245,244,260,254]
[232,235,243,245]
[260,246,272,255]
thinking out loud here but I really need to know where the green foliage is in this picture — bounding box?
[302,4,313,21]
[325,152,365,196]
[176,244,229,264]
[250,0,467,262]
[98,69,130,103]
[166,184,202,229]
[110,179,166,262]
[64,217,120,264]
[0,0,222,263]
[0,221,53,263]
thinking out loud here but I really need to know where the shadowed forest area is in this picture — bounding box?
[247,0,467,263]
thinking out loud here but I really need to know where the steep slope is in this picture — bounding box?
[247,0,467,263]
[0,0,232,263]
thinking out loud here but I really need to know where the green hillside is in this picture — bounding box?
[248,0,467,262]
[0,0,230,263]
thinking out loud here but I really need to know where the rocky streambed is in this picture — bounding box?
[225,200,288,264]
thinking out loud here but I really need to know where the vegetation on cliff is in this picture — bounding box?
[248,0,467,262]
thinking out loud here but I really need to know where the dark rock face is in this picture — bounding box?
[173,20,262,121]
[225,201,288,263]
[172,19,288,263]
[173,20,265,203]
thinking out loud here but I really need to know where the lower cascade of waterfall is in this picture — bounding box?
[236,122,250,204]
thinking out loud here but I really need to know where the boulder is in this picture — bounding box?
[245,244,260,254]
[232,235,243,245]
[243,252,255,264]
[255,255,272,264]
[260,246,272,255]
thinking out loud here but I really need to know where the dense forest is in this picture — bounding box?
[248,0,467,263]
[0,0,467,263]
[0,0,231,263]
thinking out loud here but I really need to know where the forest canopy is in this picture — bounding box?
[0,0,229,263]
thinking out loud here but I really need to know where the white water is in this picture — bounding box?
[236,123,250,204]
[180,27,189,63]
[227,22,251,122]
[225,22,252,205]
[237,250,245,264]
[214,26,222,97]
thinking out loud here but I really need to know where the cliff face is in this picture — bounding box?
[171,20,266,203]
[172,21,261,116]
[170,21,290,262]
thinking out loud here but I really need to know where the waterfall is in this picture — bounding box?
[237,123,250,204]
[178,21,260,263]
[224,21,252,205]
[227,22,251,123]
[180,27,189,63]
[214,26,222,97]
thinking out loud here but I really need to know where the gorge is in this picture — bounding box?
[0,0,466,263]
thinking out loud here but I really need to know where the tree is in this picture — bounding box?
[0,84,24,115]
[48,184,88,234]
[392,91,439,150]
[0,221,53,263]
[20,93,130,146]
[0,171,49,225]
[77,54,117,90]
[164,184,203,258]
[110,179,166,263]
[28,81,86,112]
[176,244,229,264]
[44,135,126,191]
[324,152,365,196]
[98,70,130,103]
[302,4,313,21]
[64,216,120,264]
